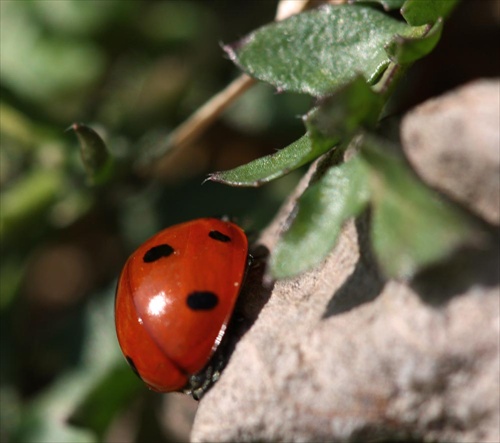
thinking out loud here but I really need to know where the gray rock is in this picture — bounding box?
[401,79,500,225]
[191,81,500,442]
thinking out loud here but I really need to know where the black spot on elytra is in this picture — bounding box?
[126,356,143,380]
[143,244,174,263]
[209,230,231,242]
[187,291,219,310]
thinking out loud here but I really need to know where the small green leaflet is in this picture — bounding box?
[305,76,384,142]
[70,123,113,185]
[208,133,330,187]
[385,19,443,64]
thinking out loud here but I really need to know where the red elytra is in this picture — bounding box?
[115,218,248,393]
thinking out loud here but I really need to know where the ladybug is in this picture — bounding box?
[115,218,248,399]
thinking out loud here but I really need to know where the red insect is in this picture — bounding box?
[115,218,248,398]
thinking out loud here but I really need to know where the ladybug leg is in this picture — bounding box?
[183,351,225,400]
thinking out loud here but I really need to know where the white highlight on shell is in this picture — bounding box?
[147,292,170,317]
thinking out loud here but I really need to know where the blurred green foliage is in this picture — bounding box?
[0,1,308,441]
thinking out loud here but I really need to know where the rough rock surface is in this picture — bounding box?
[191,80,500,442]
[401,78,500,226]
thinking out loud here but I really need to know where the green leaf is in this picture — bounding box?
[361,137,472,279]
[306,75,384,145]
[70,123,113,185]
[271,156,370,278]
[385,18,443,64]
[224,4,416,97]
[402,0,460,26]
[208,133,334,187]
[210,76,383,187]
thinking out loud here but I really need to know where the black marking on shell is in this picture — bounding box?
[143,244,174,263]
[209,230,231,243]
[186,291,219,311]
